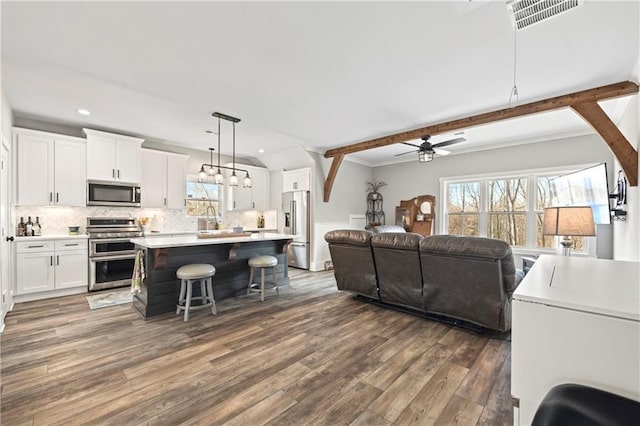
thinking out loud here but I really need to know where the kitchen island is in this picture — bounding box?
[130,233,294,318]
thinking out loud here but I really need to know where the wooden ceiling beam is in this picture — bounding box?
[321,81,639,201]
[324,81,638,158]
[323,154,344,202]
[571,101,638,187]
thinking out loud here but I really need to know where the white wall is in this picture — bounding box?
[612,95,639,261]
[309,151,374,270]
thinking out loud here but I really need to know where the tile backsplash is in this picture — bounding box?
[13,206,278,235]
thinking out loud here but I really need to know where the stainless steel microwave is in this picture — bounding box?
[87,180,141,207]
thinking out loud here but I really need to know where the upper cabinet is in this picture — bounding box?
[14,128,86,206]
[84,129,143,183]
[225,163,270,211]
[283,167,311,192]
[141,149,187,209]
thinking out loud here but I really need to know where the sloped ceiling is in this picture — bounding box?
[1,1,638,166]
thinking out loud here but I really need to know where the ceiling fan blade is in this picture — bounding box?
[432,137,466,149]
[401,142,422,149]
[394,149,418,157]
[433,148,451,156]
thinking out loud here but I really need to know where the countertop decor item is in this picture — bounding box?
[68,226,80,235]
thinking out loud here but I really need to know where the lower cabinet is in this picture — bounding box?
[16,238,88,296]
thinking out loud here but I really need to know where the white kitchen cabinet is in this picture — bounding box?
[283,167,311,192]
[511,255,640,425]
[141,149,187,209]
[225,164,269,211]
[16,238,88,296]
[14,128,86,206]
[84,128,143,183]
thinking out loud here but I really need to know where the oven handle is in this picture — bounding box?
[90,238,136,244]
[89,253,137,262]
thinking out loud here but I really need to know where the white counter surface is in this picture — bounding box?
[15,234,89,240]
[131,232,294,249]
[143,228,277,237]
[513,254,640,321]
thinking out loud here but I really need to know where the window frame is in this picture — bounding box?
[185,174,224,217]
[439,164,599,256]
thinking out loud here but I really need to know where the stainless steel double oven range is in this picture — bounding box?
[87,217,143,291]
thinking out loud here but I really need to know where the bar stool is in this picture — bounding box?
[247,255,279,302]
[176,263,217,321]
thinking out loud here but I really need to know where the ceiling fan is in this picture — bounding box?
[394,135,466,162]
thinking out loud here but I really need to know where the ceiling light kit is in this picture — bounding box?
[197,112,251,188]
[395,135,466,163]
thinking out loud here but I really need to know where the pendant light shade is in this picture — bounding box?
[198,165,208,183]
[214,169,224,184]
[243,172,252,188]
[229,172,239,187]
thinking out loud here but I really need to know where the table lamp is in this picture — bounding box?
[543,206,596,256]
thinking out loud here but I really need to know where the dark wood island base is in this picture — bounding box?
[132,237,292,318]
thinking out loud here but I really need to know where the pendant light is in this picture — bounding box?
[197,112,251,188]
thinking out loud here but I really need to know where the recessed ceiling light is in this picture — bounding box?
[77,108,91,116]
[258,149,265,153]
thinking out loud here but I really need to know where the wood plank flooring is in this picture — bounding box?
[1,269,512,425]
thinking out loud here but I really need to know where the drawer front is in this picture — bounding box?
[17,240,54,253]
[55,239,88,252]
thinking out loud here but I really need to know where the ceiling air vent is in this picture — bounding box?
[507,0,583,30]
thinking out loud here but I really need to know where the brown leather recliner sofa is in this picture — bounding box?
[324,230,523,332]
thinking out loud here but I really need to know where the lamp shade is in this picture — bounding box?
[543,207,596,237]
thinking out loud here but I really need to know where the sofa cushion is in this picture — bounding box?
[372,232,422,250]
[372,232,424,311]
[324,229,373,246]
[325,229,378,300]
[420,235,510,259]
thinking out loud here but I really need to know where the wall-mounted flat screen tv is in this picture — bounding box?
[550,163,611,225]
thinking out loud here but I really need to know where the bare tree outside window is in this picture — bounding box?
[447,182,480,236]
[488,178,527,246]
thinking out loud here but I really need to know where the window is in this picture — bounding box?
[185,178,221,217]
[442,167,592,252]
[447,182,480,236]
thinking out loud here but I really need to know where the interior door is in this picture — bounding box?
[1,140,12,326]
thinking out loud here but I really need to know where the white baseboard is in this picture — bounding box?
[14,286,87,303]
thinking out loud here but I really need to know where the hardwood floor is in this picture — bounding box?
[1,269,512,425]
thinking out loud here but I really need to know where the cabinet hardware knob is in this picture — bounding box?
[112,169,115,178]
[5,236,14,242]
[28,245,44,248]
[56,193,59,203]
[56,255,60,266]
[50,256,53,266]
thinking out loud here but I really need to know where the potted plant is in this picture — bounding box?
[366,179,387,199]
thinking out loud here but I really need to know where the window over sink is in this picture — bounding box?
[185,175,221,217]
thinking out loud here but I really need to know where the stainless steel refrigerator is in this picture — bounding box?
[282,190,310,269]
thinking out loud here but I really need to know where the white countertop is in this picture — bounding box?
[513,255,640,321]
[143,228,277,237]
[15,234,89,240]
[131,232,294,249]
